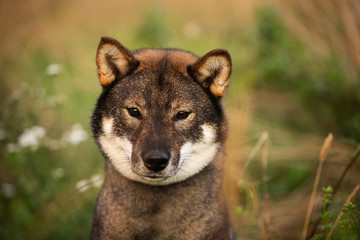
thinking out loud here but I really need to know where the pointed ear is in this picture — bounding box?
[188,49,232,97]
[96,37,139,87]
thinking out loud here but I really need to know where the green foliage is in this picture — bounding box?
[310,186,334,240]
[0,48,102,239]
[309,189,360,240]
[254,6,360,141]
[135,5,171,47]
[255,6,305,90]
[338,202,360,238]
[311,233,325,240]
[328,201,360,240]
[319,186,334,237]
[265,163,310,197]
[321,186,333,205]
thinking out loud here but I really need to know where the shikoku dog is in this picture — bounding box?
[90,36,236,240]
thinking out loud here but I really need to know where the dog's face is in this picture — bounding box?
[92,37,231,185]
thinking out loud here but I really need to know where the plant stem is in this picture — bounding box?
[332,147,360,194]
[249,184,268,240]
[308,147,360,239]
[302,133,333,240]
[323,203,329,237]
[301,159,325,240]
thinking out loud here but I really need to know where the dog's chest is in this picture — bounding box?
[105,175,215,236]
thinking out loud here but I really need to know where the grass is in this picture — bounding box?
[1,0,360,239]
[301,134,333,240]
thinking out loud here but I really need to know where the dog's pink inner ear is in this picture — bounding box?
[189,49,232,98]
[96,37,139,87]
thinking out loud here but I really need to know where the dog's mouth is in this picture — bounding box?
[138,173,170,182]
[129,154,181,184]
[146,175,163,179]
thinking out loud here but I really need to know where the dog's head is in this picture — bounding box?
[92,37,231,185]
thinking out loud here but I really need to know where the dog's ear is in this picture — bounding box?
[188,49,232,98]
[96,37,139,87]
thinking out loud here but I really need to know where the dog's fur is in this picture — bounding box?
[90,36,235,240]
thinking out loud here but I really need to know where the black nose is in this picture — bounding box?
[143,151,169,172]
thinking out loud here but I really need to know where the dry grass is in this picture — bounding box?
[225,89,359,239]
[276,0,360,79]
[301,134,333,240]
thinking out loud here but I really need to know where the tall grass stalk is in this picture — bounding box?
[244,131,271,238]
[261,132,271,231]
[249,184,268,240]
[301,133,333,240]
[282,0,360,78]
[245,131,269,169]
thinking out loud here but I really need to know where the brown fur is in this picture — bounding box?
[90,37,236,240]
[133,49,198,76]
[91,155,233,240]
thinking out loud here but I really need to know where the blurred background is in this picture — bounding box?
[1,0,359,239]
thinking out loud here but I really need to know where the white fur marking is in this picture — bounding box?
[172,124,219,183]
[100,117,136,180]
[102,117,113,134]
[99,119,219,185]
[141,124,219,185]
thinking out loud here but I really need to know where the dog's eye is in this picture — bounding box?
[127,108,141,119]
[175,111,190,121]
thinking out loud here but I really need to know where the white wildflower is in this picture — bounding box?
[75,174,103,193]
[90,174,103,188]
[46,94,67,108]
[63,124,88,145]
[7,143,20,153]
[18,126,46,150]
[1,183,16,198]
[46,63,63,76]
[76,179,90,193]
[52,168,64,179]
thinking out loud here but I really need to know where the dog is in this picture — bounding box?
[90,36,235,240]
